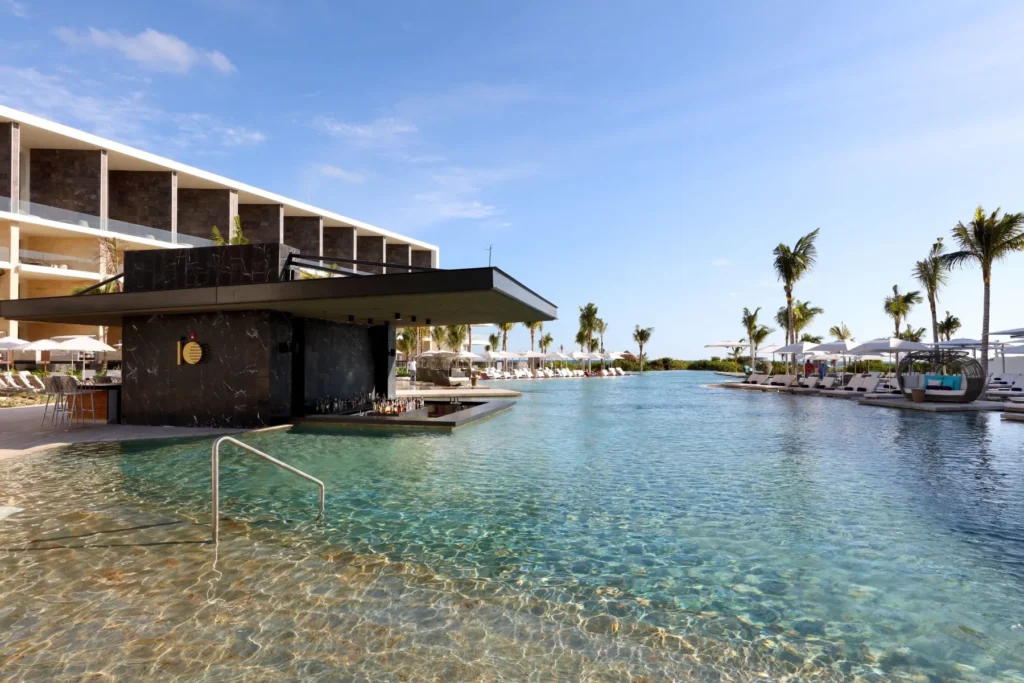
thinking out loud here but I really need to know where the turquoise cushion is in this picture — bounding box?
[924,375,962,391]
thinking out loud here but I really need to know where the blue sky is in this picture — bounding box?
[3,0,1024,357]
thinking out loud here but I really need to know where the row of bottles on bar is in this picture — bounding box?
[371,397,424,415]
[314,392,374,415]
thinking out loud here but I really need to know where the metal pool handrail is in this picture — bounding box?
[211,436,326,543]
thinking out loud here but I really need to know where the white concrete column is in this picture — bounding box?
[227,190,239,241]
[5,225,19,339]
[18,146,29,206]
[99,150,108,230]
[8,122,20,211]
[170,172,178,244]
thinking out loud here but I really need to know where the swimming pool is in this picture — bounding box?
[3,371,1024,680]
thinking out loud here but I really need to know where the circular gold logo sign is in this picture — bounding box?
[182,341,204,365]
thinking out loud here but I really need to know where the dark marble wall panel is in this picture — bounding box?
[30,149,102,215]
[302,319,377,410]
[323,226,355,264]
[411,249,433,269]
[238,203,283,244]
[283,216,321,256]
[357,235,385,274]
[385,243,411,273]
[122,311,291,427]
[0,122,15,200]
[124,243,296,292]
[109,171,174,230]
[178,188,232,241]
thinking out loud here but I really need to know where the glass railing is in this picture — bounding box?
[6,198,212,247]
[19,247,99,273]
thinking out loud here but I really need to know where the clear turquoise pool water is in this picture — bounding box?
[4,371,1024,680]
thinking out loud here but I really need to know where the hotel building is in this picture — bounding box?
[0,104,439,353]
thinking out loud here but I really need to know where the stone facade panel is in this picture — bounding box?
[283,216,321,256]
[29,149,102,215]
[238,203,283,244]
[108,171,174,231]
[386,243,411,273]
[357,235,385,274]
[177,188,232,241]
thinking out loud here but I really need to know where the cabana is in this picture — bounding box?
[896,350,985,403]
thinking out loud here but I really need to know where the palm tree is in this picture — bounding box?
[912,238,949,349]
[773,228,820,369]
[539,333,554,354]
[578,303,599,372]
[749,323,773,372]
[397,330,417,358]
[431,326,447,351]
[588,338,600,353]
[937,311,961,342]
[211,215,250,246]
[943,206,1024,377]
[632,325,653,372]
[883,285,923,337]
[899,325,927,342]
[497,322,514,371]
[775,300,824,361]
[594,318,608,369]
[799,333,823,344]
[741,307,762,374]
[828,324,854,342]
[522,321,543,351]
[488,332,501,353]
[575,329,587,352]
[446,324,468,353]
[730,345,745,365]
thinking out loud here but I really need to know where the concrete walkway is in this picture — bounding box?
[0,405,243,461]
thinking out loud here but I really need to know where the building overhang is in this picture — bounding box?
[0,267,557,327]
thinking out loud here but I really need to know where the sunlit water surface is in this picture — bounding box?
[3,372,1024,681]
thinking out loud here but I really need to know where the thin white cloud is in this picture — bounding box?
[316,163,369,184]
[2,0,27,18]
[314,116,416,148]
[172,113,266,148]
[54,27,236,74]
[401,153,447,164]
[412,193,496,219]
[0,66,262,150]
[711,258,731,267]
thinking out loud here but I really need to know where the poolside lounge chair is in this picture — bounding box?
[743,373,765,385]
[768,375,796,387]
[817,376,837,390]
[3,372,33,392]
[988,377,1024,399]
[856,376,881,393]
[19,371,46,392]
[797,377,820,389]
[838,375,867,392]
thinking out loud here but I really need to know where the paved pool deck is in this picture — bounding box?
[0,405,244,462]
[708,382,1012,413]
[397,385,522,399]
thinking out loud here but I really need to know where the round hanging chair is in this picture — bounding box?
[895,350,985,403]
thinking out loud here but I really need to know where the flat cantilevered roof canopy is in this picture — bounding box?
[0,267,557,328]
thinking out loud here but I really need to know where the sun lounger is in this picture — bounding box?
[797,377,820,389]
[817,376,837,390]
[3,372,32,391]
[988,378,1024,398]
[743,373,765,385]
[768,375,796,387]
[19,371,46,392]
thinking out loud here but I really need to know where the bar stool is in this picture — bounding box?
[40,375,65,426]
[64,376,95,426]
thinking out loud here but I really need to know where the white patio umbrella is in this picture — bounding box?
[56,336,117,375]
[848,337,932,373]
[0,336,28,371]
[19,338,66,373]
[991,327,1024,338]
[775,341,820,376]
[1002,345,1024,355]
